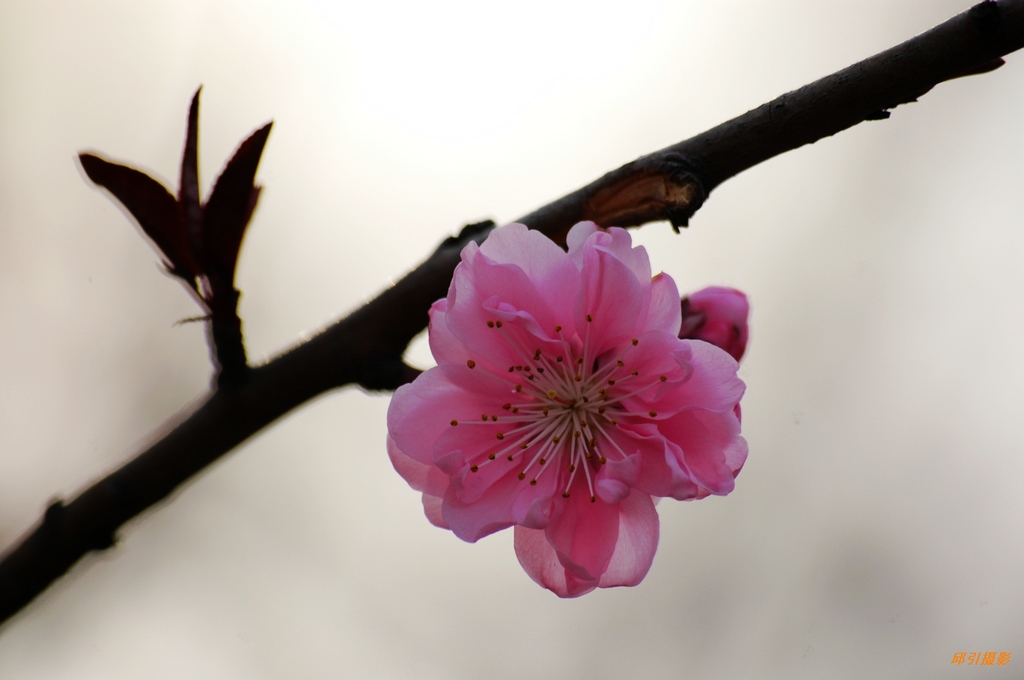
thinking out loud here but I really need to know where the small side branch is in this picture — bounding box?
[1,0,1022,627]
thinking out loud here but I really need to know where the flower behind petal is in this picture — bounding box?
[386,222,748,597]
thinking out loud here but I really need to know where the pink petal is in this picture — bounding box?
[575,244,645,355]
[667,340,746,414]
[612,330,694,410]
[513,491,659,597]
[423,494,446,529]
[442,473,520,542]
[387,364,514,466]
[544,491,621,582]
[564,221,601,254]
[426,298,465,366]
[443,470,557,542]
[445,244,578,368]
[646,272,683,335]
[659,408,744,495]
[568,225,651,284]
[514,526,599,598]
[609,422,702,500]
[479,223,573,289]
[597,491,659,589]
[387,435,449,529]
[386,434,448,498]
[594,452,640,505]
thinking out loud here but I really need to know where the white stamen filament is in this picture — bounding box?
[454,316,669,503]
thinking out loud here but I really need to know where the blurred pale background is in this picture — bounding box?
[1,0,1022,677]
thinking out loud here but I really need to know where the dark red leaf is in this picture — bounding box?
[79,153,200,284]
[179,88,204,250]
[201,121,272,278]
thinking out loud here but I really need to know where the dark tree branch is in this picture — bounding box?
[2,0,1022,627]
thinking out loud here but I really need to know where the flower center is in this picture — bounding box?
[451,317,667,503]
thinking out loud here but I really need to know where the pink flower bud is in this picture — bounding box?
[679,286,749,362]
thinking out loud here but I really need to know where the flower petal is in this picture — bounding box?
[445,242,578,369]
[646,272,683,335]
[668,340,746,414]
[387,364,513,466]
[575,240,645,355]
[514,526,599,598]
[442,470,557,542]
[387,435,449,528]
[661,408,745,495]
[609,423,702,500]
[595,451,640,505]
[479,223,572,289]
[387,434,448,498]
[544,491,621,582]
[597,491,659,589]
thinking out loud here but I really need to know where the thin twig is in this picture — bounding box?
[1,0,1022,627]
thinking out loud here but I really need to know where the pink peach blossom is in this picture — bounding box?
[387,222,747,597]
[679,286,750,362]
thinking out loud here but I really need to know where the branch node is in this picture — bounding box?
[42,499,65,534]
[354,357,417,392]
[969,0,1001,28]
[436,219,496,254]
[586,153,706,230]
